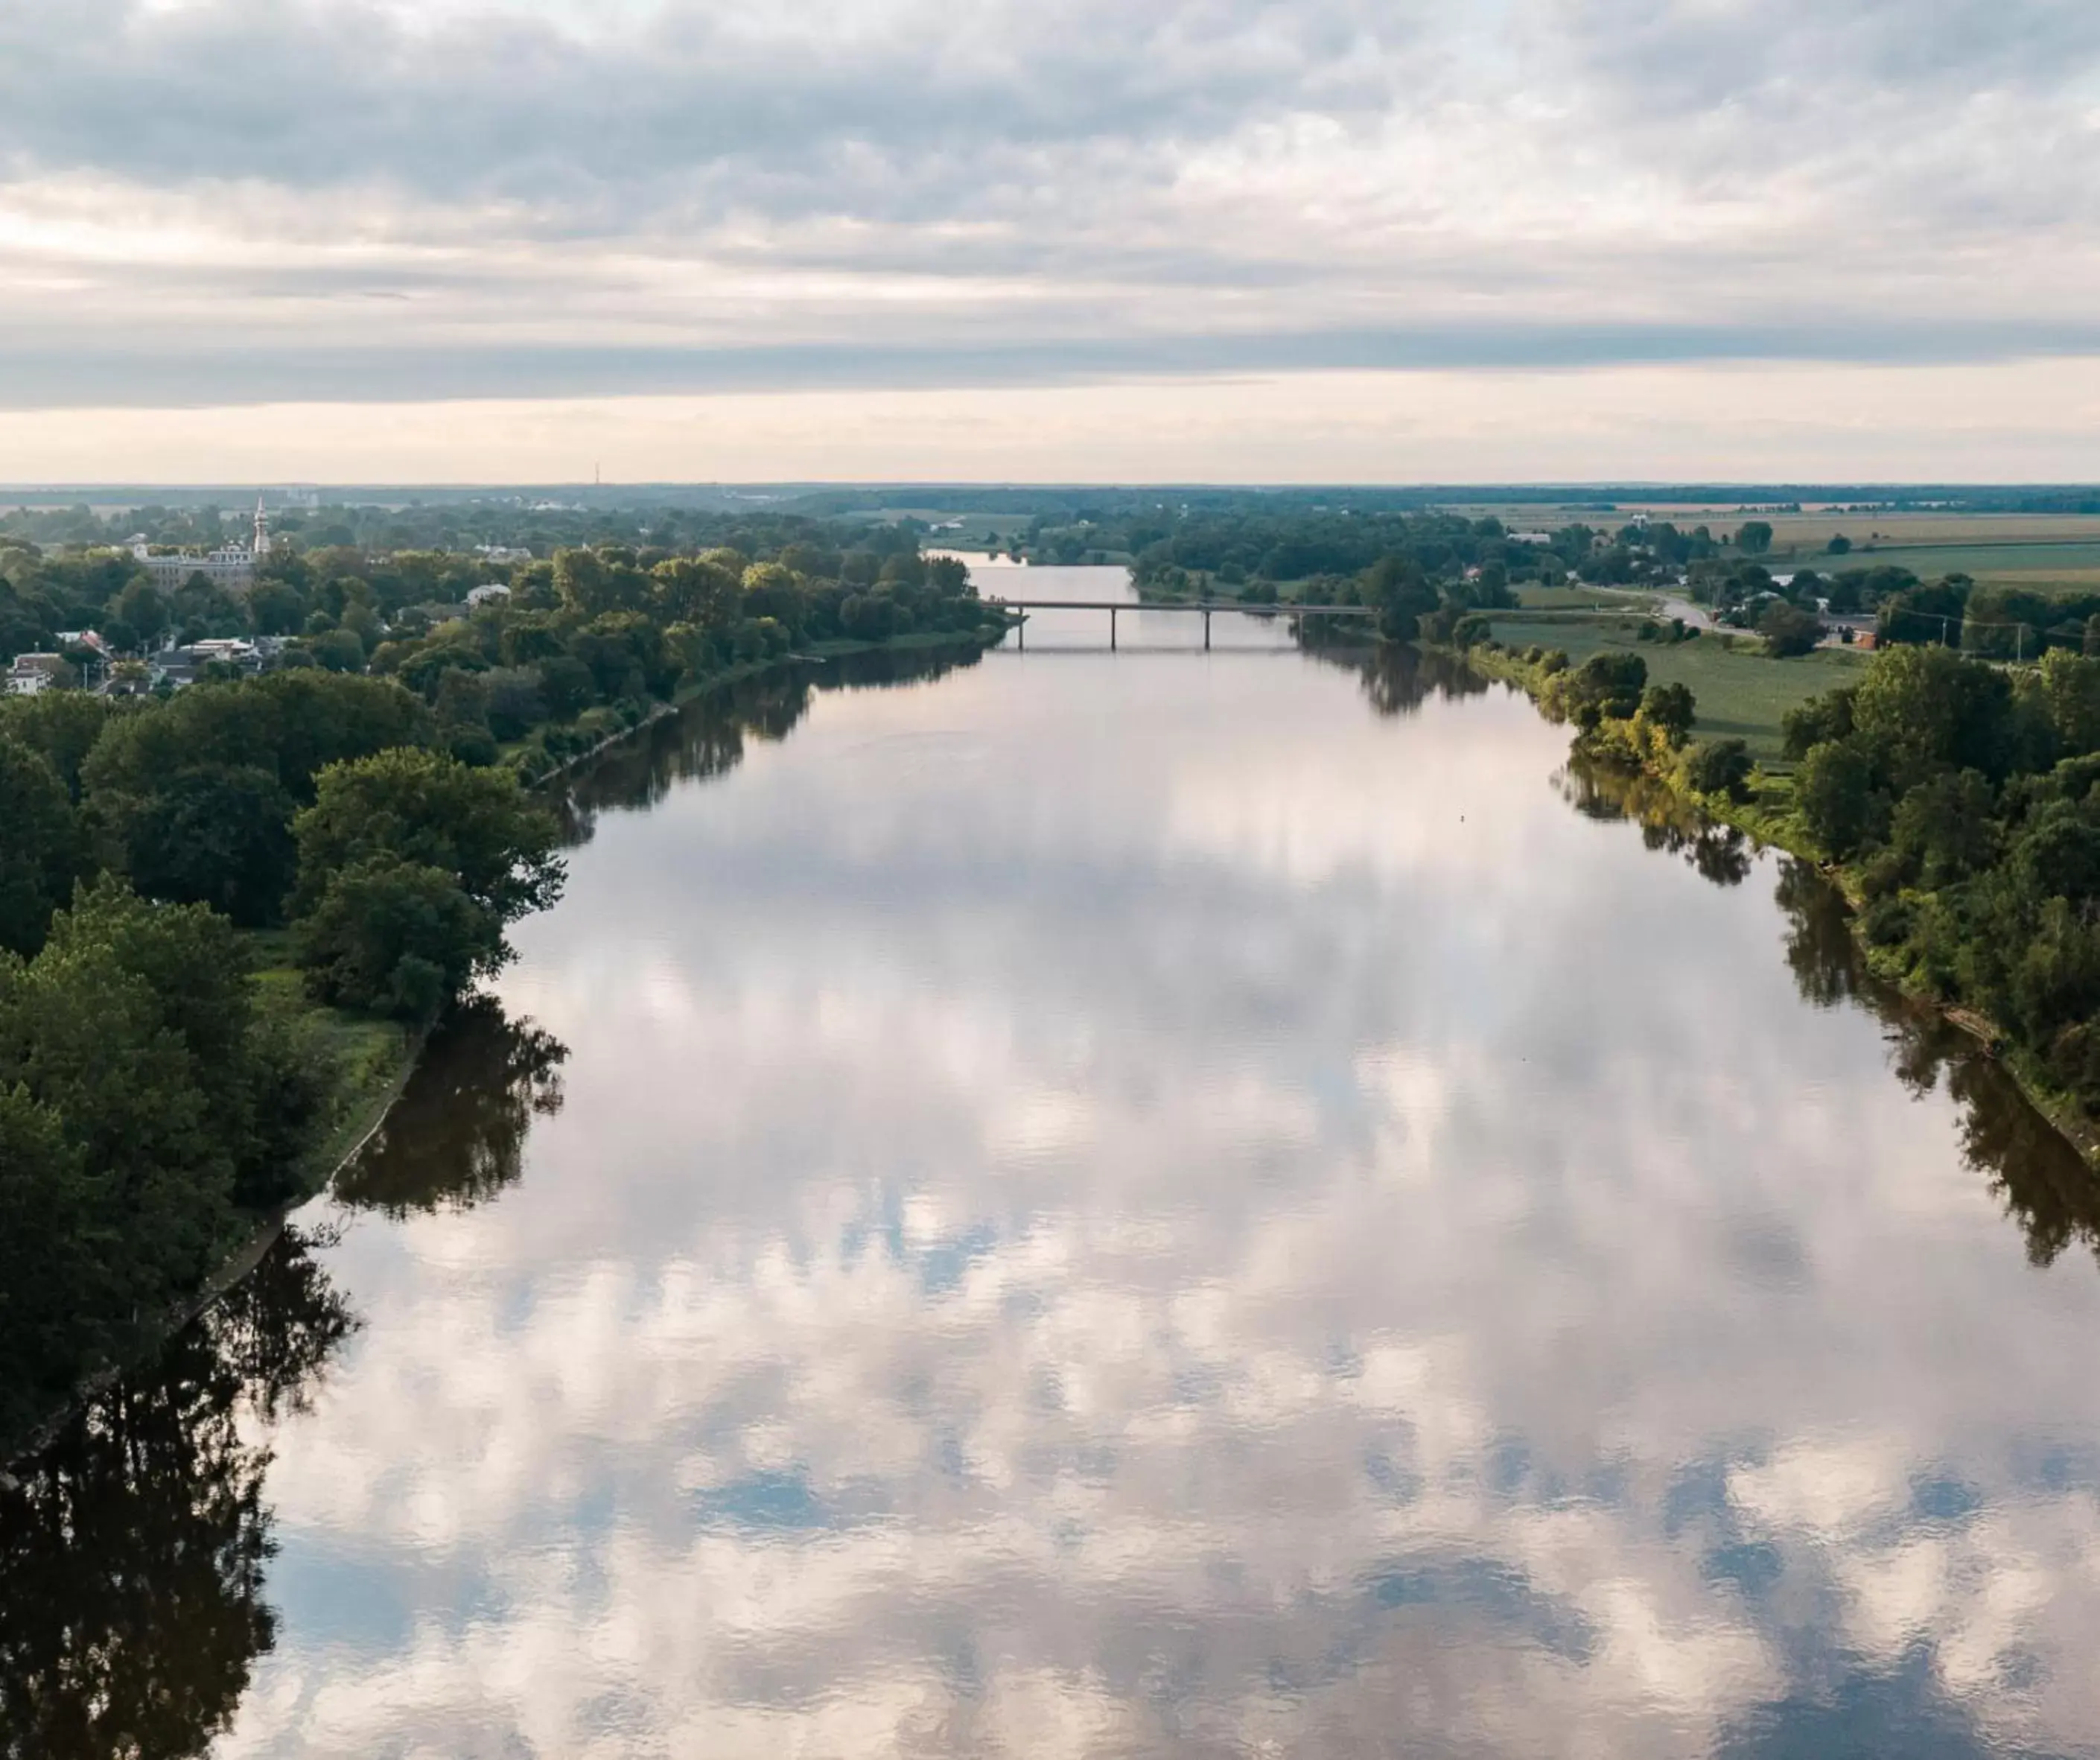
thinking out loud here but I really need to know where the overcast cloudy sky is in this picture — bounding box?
[2,0,2097,480]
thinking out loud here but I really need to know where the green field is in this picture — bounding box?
[1483,614,1869,766]
[1512,584,1657,611]
[1783,541,2100,593]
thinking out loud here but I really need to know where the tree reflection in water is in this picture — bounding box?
[0,1235,353,1760]
[334,998,567,1219]
[1570,756,2100,1274]
[1318,641,1491,720]
[556,641,993,842]
[1558,752,1754,888]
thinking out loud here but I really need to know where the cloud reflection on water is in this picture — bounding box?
[157,597,2100,1755]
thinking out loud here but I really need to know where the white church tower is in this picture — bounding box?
[252,495,272,559]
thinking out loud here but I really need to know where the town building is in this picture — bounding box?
[130,497,275,591]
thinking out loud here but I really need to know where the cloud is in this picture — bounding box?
[0,0,2096,423]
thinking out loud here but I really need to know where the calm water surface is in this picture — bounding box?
[10,566,2100,1758]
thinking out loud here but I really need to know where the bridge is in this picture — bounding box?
[986,598,1379,650]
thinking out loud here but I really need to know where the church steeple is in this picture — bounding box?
[252,495,270,558]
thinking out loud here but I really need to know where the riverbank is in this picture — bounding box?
[1452,635,2100,1169]
[1,985,424,1471]
[512,623,1015,785]
[1,620,1017,1470]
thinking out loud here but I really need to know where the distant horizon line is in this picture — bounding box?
[5,481,2099,497]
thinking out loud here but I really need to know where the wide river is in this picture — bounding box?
[9,565,2100,1759]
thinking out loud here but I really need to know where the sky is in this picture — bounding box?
[1,0,2097,483]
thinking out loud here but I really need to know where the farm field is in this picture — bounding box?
[1482,613,1869,766]
[1791,542,2100,592]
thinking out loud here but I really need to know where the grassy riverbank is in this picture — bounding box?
[1479,614,1869,766]
[1457,635,2100,1167]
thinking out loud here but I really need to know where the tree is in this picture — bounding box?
[0,691,117,799]
[1889,768,1999,888]
[1685,737,1752,800]
[118,765,299,928]
[1849,643,2019,787]
[1735,521,1774,555]
[293,747,562,924]
[1824,573,1865,615]
[1553,651,1647,726]
[2041,648,2100,758]
[112,579,168,650]
[1827,534,1852,556]
[82,670,431,805]
[0,737,83,956]
[1782,685,1856,760]
[0,1085,101,1431]
[0,880,269,1375]
[290,748,564,1016]
[1640,682,1697,745]
[292,856,495,1019]
[1757,598,1823,658]
[1795,738,1887,859]
[1366,556,1439,641]
[308,627,366,673]
[246,576,307,637]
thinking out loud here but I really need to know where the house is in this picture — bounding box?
[6,653,68,696]
[466,582,513,608]
[190,638,263,672]
[147,640,261,690]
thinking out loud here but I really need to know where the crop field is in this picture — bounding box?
[1795,542,2100,594]
[1483,613,1870,766]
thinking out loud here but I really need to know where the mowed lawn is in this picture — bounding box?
[1483,614,1871,766]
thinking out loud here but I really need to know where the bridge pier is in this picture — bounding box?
[1110,606,1117,651]
[1203,609,1212,651]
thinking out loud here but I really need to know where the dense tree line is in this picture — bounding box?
[357,543,1001,781]
[0,518,990,673]
[1771,644,2100,1113]
[0,532,997,1452]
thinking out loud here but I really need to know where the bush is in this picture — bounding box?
[1684,737,1752,800]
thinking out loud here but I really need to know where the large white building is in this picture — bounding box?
[131,497,274,591]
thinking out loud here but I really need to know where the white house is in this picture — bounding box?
[6,653,67,696]
[466,582,514,608]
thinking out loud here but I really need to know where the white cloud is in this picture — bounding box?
[0,0,2096,459]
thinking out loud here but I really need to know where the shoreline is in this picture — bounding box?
[1448,637,2100,1170]
[1,621,1014,1474]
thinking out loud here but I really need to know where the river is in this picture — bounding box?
[7,565,2100,1758]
